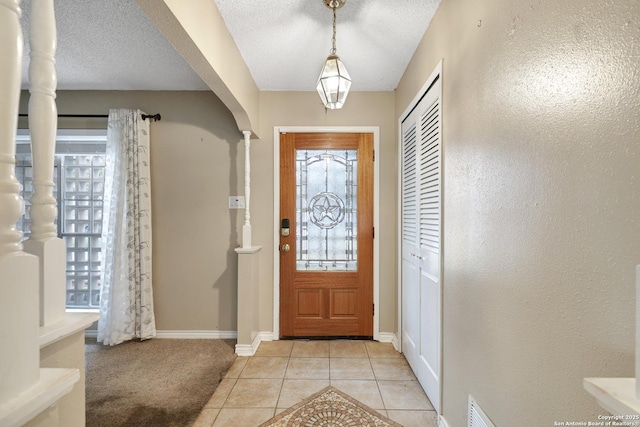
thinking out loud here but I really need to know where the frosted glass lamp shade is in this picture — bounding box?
[316,54,352,109]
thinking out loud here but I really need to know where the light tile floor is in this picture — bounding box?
[193,340,438,427]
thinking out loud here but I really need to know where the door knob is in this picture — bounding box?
[281,243,291,252]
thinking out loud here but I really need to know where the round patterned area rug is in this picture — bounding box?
[259,386,402,427]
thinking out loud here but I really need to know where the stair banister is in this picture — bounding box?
[0,2,83,426]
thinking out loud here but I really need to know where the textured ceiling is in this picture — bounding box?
[19,0,441,92]
[19,0,209,90]
[212,0,441,91]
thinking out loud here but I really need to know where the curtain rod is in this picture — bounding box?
[18,113,162,121]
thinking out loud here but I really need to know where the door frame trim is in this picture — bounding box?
[273,126,380,340]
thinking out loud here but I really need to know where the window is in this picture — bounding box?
[16,130,107,310]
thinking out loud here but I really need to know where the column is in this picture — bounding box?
[235,246,262,354]
[242,130,252,248]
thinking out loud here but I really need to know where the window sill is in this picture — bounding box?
[65,308,99,314]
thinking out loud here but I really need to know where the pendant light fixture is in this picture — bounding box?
[316,0,351,110]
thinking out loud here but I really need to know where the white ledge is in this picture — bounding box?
[39,312,99,348]
[0,368,79,427]
[235,246,263,254]
[584,377,640,415]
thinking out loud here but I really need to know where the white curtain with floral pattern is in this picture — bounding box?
[98,109,156,346]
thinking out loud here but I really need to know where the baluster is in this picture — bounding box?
[0,0,40,405]
[27,0,58,240]
[0,0,25,257]
[23,0,66,327]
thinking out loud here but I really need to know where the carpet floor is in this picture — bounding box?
[85,338,237,427]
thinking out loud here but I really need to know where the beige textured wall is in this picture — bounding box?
[17,89,397,334]
[255,92,397,334]
[20,90,244,331]
[396,0,640,424]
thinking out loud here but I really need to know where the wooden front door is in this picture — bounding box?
[279,132,374,338]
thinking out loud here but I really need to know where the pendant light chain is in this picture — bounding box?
[317,0,351,110]
[331,5,337,54]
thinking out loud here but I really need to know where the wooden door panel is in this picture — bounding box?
[330,289,357,318]
[280,132,373,338]
[296,289,323,318]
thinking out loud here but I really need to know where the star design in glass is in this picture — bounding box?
[313,196,341,222]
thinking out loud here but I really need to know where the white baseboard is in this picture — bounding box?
[391,334,400,352]
[235,331,273,356]
[86,330,238,340]
[155,330,237,339]
[438,414,450,427]
[377,332,400,352]
[259,331,275,342]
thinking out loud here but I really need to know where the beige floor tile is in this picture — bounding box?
[330,357,375,380]
[208,340,433,425]
[378,381,434,410]
[376,409,389,418]
[192,408,220,427]
[240,357,289,379]
[370,358,417,380]
[330,380,385,410]
[255,340,293,357]
[329,340,368,357]
[386,410,438,427]
[285,357,329,379]
[224,378,283,408]
[276,379,331,409]
[205,378,237,408]
[212,408,275,427]
[365,341,402,358]
[291,340,330,357]
[224,357,248,379]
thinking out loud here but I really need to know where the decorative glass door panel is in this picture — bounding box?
[296,149,357,271]
[280,132,373,338]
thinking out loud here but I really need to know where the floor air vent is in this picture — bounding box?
[468,396,495,427]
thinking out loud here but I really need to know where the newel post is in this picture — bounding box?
[0,0,41,405]
[23,0,66,327]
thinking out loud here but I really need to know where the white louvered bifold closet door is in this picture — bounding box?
[401,72,442,413]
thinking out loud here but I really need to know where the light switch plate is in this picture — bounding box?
[229,196,245,209]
